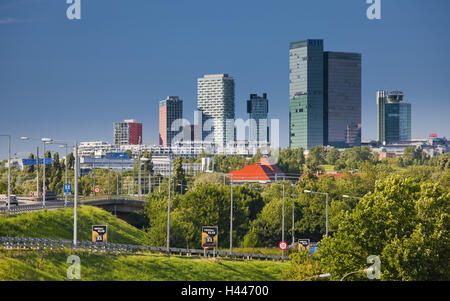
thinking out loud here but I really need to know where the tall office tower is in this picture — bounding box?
[247,93,269,143]
[377,90,411,144]
[159,96,183,147]
[197,74,235,146]
[289,39,325,149]
[324,52,362,148]
[113,119,143,146]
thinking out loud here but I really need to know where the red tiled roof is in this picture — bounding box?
[228,157,285,182]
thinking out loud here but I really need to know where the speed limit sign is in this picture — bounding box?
[279,241,288,250]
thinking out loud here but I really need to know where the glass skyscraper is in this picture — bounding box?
[289,39,324,149]
[289,39,362,149]
[159,96,183,147]
[324,51,362,148]
[247,93,269,143]
[377,90,412,144]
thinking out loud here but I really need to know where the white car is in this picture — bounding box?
[0,195,18,206]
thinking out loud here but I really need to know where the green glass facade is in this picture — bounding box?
[289,39,324,149]
[377,90,411,144]
[289,39,362,149]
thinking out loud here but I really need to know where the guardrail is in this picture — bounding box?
[0,202,74,215]
[0,236,287,261]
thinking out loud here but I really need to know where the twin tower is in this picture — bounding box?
[289,39,362,149]
[160,39,363,150]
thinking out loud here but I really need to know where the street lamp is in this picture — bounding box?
[21,137,52,207]
[291,192,298,245]
[272,183,286,260]
[40,138,79,246]
[342,195,362,200]
[341,267,374,281]
[20,137,40,202]
[0,134,11,213]
[304,189,329,238]
[302,273,331,281]
[166,153,172,256]
[58,144,69,207]
[140,157,149,197]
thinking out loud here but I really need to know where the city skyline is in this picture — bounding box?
[1,0,450,159]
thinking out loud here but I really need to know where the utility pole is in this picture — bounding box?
[166,154,172,256]
[0,135,12,213]
[138,147,141,197]
[63,144,68,207]
[74,141,78,246]
[108,156,111,199]
[36,146,40,201]
[42,141,47,207]
[230,173,234,259]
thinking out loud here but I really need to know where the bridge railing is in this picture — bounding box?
[0,236,287,261]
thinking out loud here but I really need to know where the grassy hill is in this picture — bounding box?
[0,206,289,281]
[0,206,146,245]
[0,249,287,281]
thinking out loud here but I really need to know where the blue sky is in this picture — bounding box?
[1,0,449,159]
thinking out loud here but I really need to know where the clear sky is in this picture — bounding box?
[1,0,449,159]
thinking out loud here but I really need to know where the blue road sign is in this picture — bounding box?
[22,159,37,166]
[106,152,129,159]
[40,158,53,165]
[22,158,53,166]
[64,183,72,194]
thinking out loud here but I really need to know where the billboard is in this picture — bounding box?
[92,225,108,243]
[201,226,218,249]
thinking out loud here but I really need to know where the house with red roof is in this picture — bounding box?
[228,156,286,183]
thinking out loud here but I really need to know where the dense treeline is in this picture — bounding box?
[141,149,449,281]
[1,146,449,280]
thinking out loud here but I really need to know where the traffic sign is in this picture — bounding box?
[92,225,108,243]
[279,241,288,250]
[43,185,48,192]
[64,183,72,194]
[298,239,310,251]
[202,226,218,249]
[94,186,100,194]
[22,158,52,166]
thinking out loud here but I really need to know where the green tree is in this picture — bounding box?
[173,157,186,194]
[325,147,340,165]
[278,147,305,175]
[316,175,450,281]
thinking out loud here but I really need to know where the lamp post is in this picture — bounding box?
[304,190,329,237]
[92,146,96,198]
[341,267,374,281]
[140,157,149,196]
[302,273,331,281]
[21,137,40,201]
[41,138,53,207]
[166,153,172,256]
[38,138,79,246]
[342,195,362,200]
[0,135,11,213]
[58,144,69,208]
[272,183,286,260]
[230,173,234,259]
[291,192,298,245]
[21,137,52,207]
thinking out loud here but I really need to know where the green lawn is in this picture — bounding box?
[0,249,288,281]
[0,206,146,245]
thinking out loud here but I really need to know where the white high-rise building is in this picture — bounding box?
[197,74,235,146]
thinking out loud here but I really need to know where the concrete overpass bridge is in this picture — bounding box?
[1,195,148,222]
